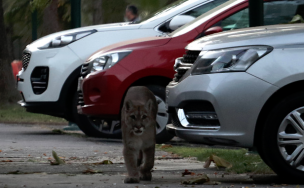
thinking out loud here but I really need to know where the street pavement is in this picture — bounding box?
[0,123,301,188]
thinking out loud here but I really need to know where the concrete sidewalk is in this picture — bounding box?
[0,123,300,188]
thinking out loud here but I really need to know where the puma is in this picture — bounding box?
[121,86,157,183]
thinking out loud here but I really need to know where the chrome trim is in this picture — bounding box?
[177,109,220,130]
[174,57,192,72]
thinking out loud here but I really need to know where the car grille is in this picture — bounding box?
[22,52,31,70]
[173,50,200,82]
[78,63,91,106]
[80,63,91,77]
[78,90,85,106]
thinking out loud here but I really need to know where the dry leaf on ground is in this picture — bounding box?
[49,151,65,165]
[83,168,102,174]
[204,154,232,169]
[161,144,173,149]
[182,169,196,176]
[7,170,21,174]
[181,174,210,185]
[1,160,13,162]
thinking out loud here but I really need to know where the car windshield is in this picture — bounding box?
[170,0,243,37]
[138,0,190,24]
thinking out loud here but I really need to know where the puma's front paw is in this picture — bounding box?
[124,177,140,184]
[140,172,152,181]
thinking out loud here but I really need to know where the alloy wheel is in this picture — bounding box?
[89,95,169,136]
[155,95,169,135]
[278,107,304,171]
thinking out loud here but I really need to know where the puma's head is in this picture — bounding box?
[124,99,154,136]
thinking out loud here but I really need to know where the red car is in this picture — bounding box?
[78,0,292,143]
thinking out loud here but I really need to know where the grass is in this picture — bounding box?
[0,104,67,124]
[159,145,273,174]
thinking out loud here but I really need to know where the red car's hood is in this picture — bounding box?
[87,36,172,62]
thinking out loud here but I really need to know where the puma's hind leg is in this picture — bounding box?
[140,147,155,181]
[123,148,140,183]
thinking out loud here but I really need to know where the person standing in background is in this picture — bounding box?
[125,5,141,23]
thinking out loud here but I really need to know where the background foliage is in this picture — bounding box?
[3,0,177,59]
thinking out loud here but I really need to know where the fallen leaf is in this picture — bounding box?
[0,150,2,152]
[182,169,192,177]
[7,170,21,174]
[161,144,173,149]
[50,151,65,165]
[1,160,12,162]
[82,168,102,174]
[204,155,232,169]
[43,153,47,156]
[162,155,167,158]
[47,157,53,160]
[93,160,113,165]
[94,150,99,152]
[104,152,108,154]
[181,174,210,185]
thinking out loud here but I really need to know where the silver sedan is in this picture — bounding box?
[166,24,304,179]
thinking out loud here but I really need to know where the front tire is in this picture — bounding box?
[72,92,122,138]
[260,92,304,180]
[73,84,174,143]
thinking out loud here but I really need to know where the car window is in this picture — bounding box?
[183,0,229,18]
[159,0,229,33]
[213,0,304,31]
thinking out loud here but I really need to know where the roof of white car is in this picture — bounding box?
[187,24,304,51]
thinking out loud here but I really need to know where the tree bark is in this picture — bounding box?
[0,0,20,105]
[42,0,62,36]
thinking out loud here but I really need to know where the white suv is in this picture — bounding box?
[17,0,228,138]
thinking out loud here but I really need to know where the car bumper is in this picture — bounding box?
[17,46,83,102]
[78,64,132,119]
[18,100,66,118]
[166,72,278,148]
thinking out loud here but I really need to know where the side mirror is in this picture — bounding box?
[205,26,223,36]
[169,15,195,31]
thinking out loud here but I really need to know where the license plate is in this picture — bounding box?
[77,77,83,91]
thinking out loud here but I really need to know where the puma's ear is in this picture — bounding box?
[145,99,154,112]
[125,100,134,111]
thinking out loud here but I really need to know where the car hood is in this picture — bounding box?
[186,24,304,51]
[29,22,142,48]
[87,36,172,62]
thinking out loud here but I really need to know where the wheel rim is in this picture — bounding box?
[88,95,169,136]
[278,107,304,171]
[89,118,121,135]
[155,95,169,135]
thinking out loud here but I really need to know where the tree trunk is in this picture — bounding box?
[93,0,103,25]
[42,0,62,36]
[0,0,20,105]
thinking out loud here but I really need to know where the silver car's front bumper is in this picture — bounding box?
[166,72,278,148]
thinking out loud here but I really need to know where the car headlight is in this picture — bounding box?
[90,50,132,73]
[38,30,97,49]
[191,46,273,75]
